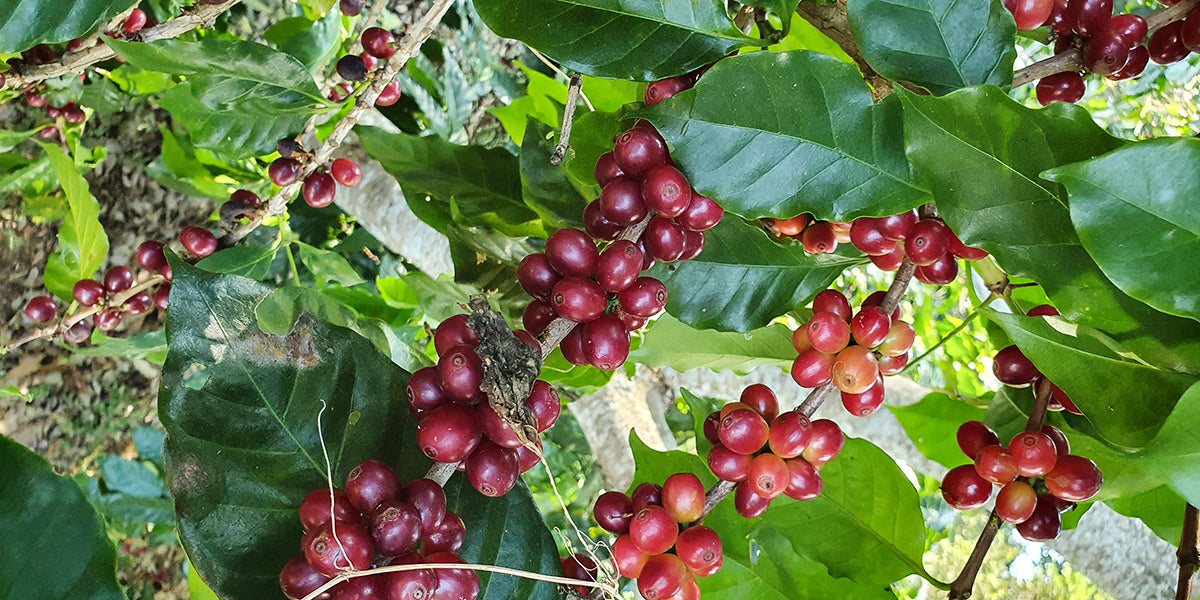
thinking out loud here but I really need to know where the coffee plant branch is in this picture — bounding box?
[3,274,166,353]
[1176,504,1200,600]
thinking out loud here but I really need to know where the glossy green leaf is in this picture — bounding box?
[891,392,987,469]
[157,82,309,159]
[356,126,542,237]
[1135,382,1200,506]
[638,51,928,221]
[520,119,588,231]
[105,38,328,114]
[629,430,717,490]
[41,143,109,301]
[295,242,365,287]
[562,109,625,189]
[98,455,168,498]
[441,476,561,600]
[647,218,866,331]
[195,245,279,280]
[0,435,124,600]
[847,0,1016,95]
[474,0,750,80]
[1105,485,1187,544]
[985,309,1197,449]
[1044,139,1200,322]
[629,314,795,372]
[263,10,342,70]
[159,258,421,600]
[900,86,1200,375]
[0,0,136,52]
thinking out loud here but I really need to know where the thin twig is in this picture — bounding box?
[1177,504,1200,600]
[550,73,583,165]
[2,0,243,90]
[4,274,166,352]
[526,46,594,111]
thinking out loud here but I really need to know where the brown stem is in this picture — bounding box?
[221,0,457,245]
[1177,504,1200,600]
[2,0,243,90]
[550,73,583,165]
[4,274,166,353]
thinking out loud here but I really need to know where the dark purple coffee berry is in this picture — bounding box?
[336,54,368,81]
[369,499,422,555]
[345,459,402,512]
[302,172,337,208]
[104,265,134,293]
[642,217,686,261]
[73,279,105,306]
[465,439,520,497]
[362,27,396,58]
[600,178,649,227]
[546,227,599,278]
[612,125,668,176]
[269,157,302,186]
[641,165,692,217]
[24,295,57,322]
[581,314,631,370]
[179,226,217,258]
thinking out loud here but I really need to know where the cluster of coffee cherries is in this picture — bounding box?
[519,122,723,371]
[765,214,848,255]
[942,420,1102,541]
[267,138,364,209]
[848,209,986,284]
[407,314,559,497]
[790,289,914,415]
[280,461,479,600]
[593,474,721,600]
[22,88,87,140]
[703,384,844,517]
[993,304,1083,414]
[327,27,403,104]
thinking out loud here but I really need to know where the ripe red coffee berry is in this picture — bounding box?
[850,306,891,348]
[465,439,519,497]
[561,553,599,595]
[582,314,631,371]
[631,481,663,511]
[611,534,650,578]
[1027,303,1060,317]
[584,199,623,240]
[123,8,147,32]
[707,443,753,481]
[747,453,789,499]
[638,553,688,600]
[301,172,336,208]
[103,265,133,294]
[136,240,167,271]
[179,226,217,258]
[438,344,484,401]
[996,480,1039,524]
[1036,71,1086,105]
[425,551,480,600]
[618,276,667,318]
[806,312,852,354]
[73,279,105,306]
[154,285,170,310]
[330,158,362,187]
[596,240,643,293]
[1149,21,1189,63]
[677,192,723,231]
[812,289,852,322]
[612,126,668,176]
[644,74,693,106]
[784,457,822,500]
[369,499,422,555]
[340,0,365,14]
[268,157,301,186]
[662,473,706,523]
[801,220,837,254]
[791,348,835,388]
[279,553,330,600]
[594,491,635,534]
[62,317,92,344]
[850,218,896,255]
[526,379,560,432]
[384,553,437,600]
[517,253,560,301]
[641,165,692,217]
[433,314,478,356]
[401,478,447,532]
[95,309,122,332]
[733,481,771,518]
[1109,44,1149,80]
[376,79,402,106]
[945,229,988,260]
[674,525,723,576]
[877,209,918,240]
[1041,423,1071,455]
[24,295,57,322]
[1016,495,1062,541]
[560,325,588,365]
[1066,0,1113,36]
[345,459,402,512]
[422,514,466,554]
[408,366,447,413]
[956,420,1000,461]
[975,444,1018,484]
[1008,431,1059,477]
[415,404,482,462]
[1183,8,1200,51]
[877,320,916,357]
[1085,29,1131,77]
[629,504,679,555]
[552,277,607,322]
[740,384,779,420]
[1044,454,1103,501]
[941,464,992,509]
[298,488,357,531]
[768,411,812,458]
[361,27,396,58]
[915,253,959,285]
[904,219,951,265]
[643,217,687,262]
[841,375,885,417]
[594,151,624,187]
[718,407,770,455]
[599,178,648,227]
[522,300,557,336]
[304,520,374,576]
[546,227,599,278]
[993,344,1039,386]
[801,419,844,467]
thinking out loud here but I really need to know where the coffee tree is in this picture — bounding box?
[3,0,1200,598]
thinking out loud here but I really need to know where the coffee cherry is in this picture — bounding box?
[522,300,557,337]
[677,193,723,231]
[708,443,753,481]
[330,158,362,187]
[1036,71,1086,105]
[465,439,519,497]
[702,412,721,445]
[135,240,167,271]
[301,172,336,208]
[526,379,560,432]
[1027,303,1060,317]
[945,229,988,260]
[613,126,668,176]
[1111,13,1148,42]
[904,219,950,265]
[662,472,706,523]
[268,157,302,186]
[1149,21,1189,63]
[641,165,692,217]
[594,491,634,533]
[957,420,1000,461]
[850,218,896,255]
[1044,454,1102,501]
[1184,8,1200,51]
[561,553,599,595]
[384,553,437,600]
[975,444,1018,484]
[432,314,477,355]
[73,279,105,306]
[415,404,482,462]
[746,453,789,499]
[438,344,483,401]
[517,253,560,301]
[644,75,693,106]
[336,54,368,82]
[791,348,835,388]
[407,366,447,414]
[675,525,722,576]
[24,295,57,322]
[425,551,480,600]
[179,226,217,258]
[784,457,822,500]
[801,419,844,467]
[941,464,992,509]
[584,199,623,240]
[877,320,915,357]
[304,520,374,576]
[767,411,812,459]
[638,553,688,600]
[369,499,422,555]
[643,217,687,261]
[612,534,650,578]
[560,325,588,365]
[1008,431,1058,477]
[62,317,92,344]
[850,306,891,348]
[808,292,848,324]
[831,345,879,394]
[1050,383,1083,414]
[1012,0,1054,29]
[594,151,624,187]
[618,276,667,318]
[718,407,770,455]
[581,314,631,371]
[340,0,365,14]
[996,480,1039,523]
[733,481,771,518]
[298,488,357,531]
[1015,495,1062,541]
[915,252,959,285]
[678,229,704,262]
[875,209,917,240]
[345,459,401,512]
[552,277,607,322]
[993,345,1039,386]
[280,553,330,600]
[596,240,643,293]
[422,513,466,554]
[840,375,885,416]
[123,9,147,32]
[95,309,122,331]
[739,384,778,420]
[102,265,133,294]
[376,79,402,106]
[877,353,908,374]
[1084,29,1131,77]
[1041,424,1071,455]
[800,220,837,254]
[401,478,447,533]
[1066,0,1113,36]
[632,482,664,511]
[362,27,396,58]
[630,504,678,554]
[546,228,599,278]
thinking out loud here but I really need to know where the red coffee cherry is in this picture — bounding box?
[877,319,915,356]
[383,553,437,600]
[812,289,852,322]
[791,348,834,388]
[718,407,770,455]
[996,480,1039,524]
[941,464,992,509]
[438,344,484,402]
[674,525,723,576]
[268,157,302,186]
[975,444,1018,484]
[561,553,599,595]
[415,404,482,462]
[631,481,664,511]
[638,553,688,600]
[584,199,623,240]
[801,419,844,467]
[1015,495,1062,541]
[376,79,402,106]
[840,375,885,417]
[707,442,753,481]
[425,551,480,600]
[522,300,557,336]
[800,220,837,254]
[581,314,631,371]
[301,172,336,208]
[1044,454,1103,501]
[594,491,634,534]
[904,219,951,265]
[422,513,466,554]
[747,453,789,499]
[526,379,560,432]
[596,240,643,293]
[611,534,650,578]
[369,499,422,555]
[1109,44,1149,80]
[303,520,374,576]
[733,481,771,518]
[546,227,599,278]
[644,75,693,106]
[1084,29,1131,77]
[784,457,822,500]
[1036,71,1086,105]
[869,243,906,271]
[662,472,706,523]
[400,478,447,533]
[676,192,723,231]
[1065,0,1113,36]
[849,218,896,256]
[600,178,649,227]
[618,276,668,318]
[831,345,879,394]
[806,312,852,354]
[433,314,478,356]
[560,325,588,365]
[279,553,330,600]
[629,504,679,555]
[73,279,106,306]
[465,439,519,497]
[330,158,362,186]
[1008,431,1059,477]
[179,226,217,258]
[993,345,1039,386]
[552,277,607,323]
[679,228,706,261]
[345,459,401,512]
[594,151,624,187]
[914,253,959,285]
[613,126,668,177]
[517,253,560,301]
[739,384,778,420]
[768,411,812,458]
[1041,423,1071,455]
[850,306,891,348]
[298,488,357,531]
[643,217,687,262]
[24,295,57,322]
[361,27,396,58]
[136,240,167,271]
[1149,21,1189,64]
[641,165,693,217]
[956,420,1000,461]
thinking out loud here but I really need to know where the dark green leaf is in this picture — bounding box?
[160,258,421,600]
[847,0,1016,95]
[628,430,717,491]
[647,218,866,331]
[41,143,109,301]
[474,0,751,80]
[157,82,309,159]
[263,10,342,70]
[195,244,279,279]
[72,330,168,364]
[900,86,1200,374]
[97,494,176,529]
[985,309,1197,449]
[1044,139,1200,322]
[629,314,795,372]
[638,51,928,221]
[356,126,542,237]
[0,435,124,600]
[0,0,136,52]
[520,119,588,231]
[441,476,561,600]
[98,455,168,498]
[892,392,987,469]
[562,109,625,190]
[105,38,328,114]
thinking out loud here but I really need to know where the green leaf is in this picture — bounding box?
[892,392,987,469]
[562,109,624,189]
[441,476,561,600]
[846,0,1016,95]
[159,258,421,600]
[629,314,796,372]
[1044,138,1200,323]
[1135,382,1200,506]
[356,126,542,237]
[71,330,168,364]
[680,388,724,456]
[647,218,866,331]
[157,82,309,159]
[295,242,365,287]
[0,0,136,52]
[628,429,718,490]
[520,119,588,231]
[98,455,168,498]
[474,0,751,80]
[1105,486,1186,544]
[195,245,279,280]
[263,10,342,70]
[41,143,109,301]
[638,51,928,221]
[900,86,1200,374]
[985,309,1197,449]
[0,435,124,600]
[105,38,328,114]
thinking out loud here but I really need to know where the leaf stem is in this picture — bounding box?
[1177,504,1200,600]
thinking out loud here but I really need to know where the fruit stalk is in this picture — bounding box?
[1176,504,1200,600]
